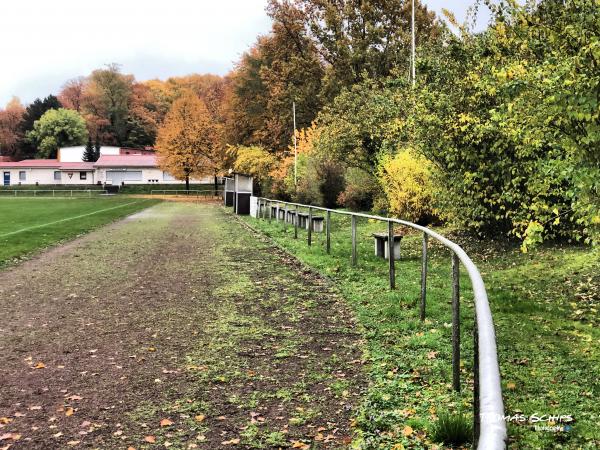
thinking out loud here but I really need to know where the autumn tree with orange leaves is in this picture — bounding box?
[156,91,225,191]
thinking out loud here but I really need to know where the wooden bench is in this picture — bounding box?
[372,232,403,260]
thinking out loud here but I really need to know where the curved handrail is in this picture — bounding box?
[256,198,507,449]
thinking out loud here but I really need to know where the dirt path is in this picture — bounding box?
[0,203,365,450]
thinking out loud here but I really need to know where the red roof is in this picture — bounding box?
[0,159,61,168]
[0,159,95,170]
[95,154,157,168]
[59,162,96,171]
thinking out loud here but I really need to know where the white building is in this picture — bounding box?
[0,160,96,186]
[0,147,211,186]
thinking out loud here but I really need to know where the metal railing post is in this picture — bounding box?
[473,317,480,447]
[452,252,461,392]
[351,215,357,266]
[307,207,313,246]
[294,205,298,239]
[388,220,395,289]
[420,233,428,321]
[326,210,331,254]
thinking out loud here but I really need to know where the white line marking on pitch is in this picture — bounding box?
[0,200,147,238]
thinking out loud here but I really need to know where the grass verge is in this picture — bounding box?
[242,210,599,449]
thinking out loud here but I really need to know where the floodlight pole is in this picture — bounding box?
[411,0,416,87]
[293,101,298,187]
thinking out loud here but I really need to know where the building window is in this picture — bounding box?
[54,171,61,181]
[19,171,26,181]
[80,172,87,180]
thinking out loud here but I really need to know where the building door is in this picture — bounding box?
[3,172,9,186]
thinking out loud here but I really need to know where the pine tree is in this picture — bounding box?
[83,137,95,162]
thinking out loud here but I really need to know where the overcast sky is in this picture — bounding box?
[0,1,491,106]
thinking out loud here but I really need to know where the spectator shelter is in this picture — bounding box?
[223,177,235,207]
[233,173,253,215]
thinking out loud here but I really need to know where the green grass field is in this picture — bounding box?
[0,197,160,267]
[243,210,599,449]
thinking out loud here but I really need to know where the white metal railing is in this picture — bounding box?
[255,197,506,449]
[150,189,222,197]
[0,189,107,198]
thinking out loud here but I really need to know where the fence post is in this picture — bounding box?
[452,252,461,392]
[275,203,280,223]
[473,317,480,447]
[351,215,357,266]
[268,201,272,223]
[420,233,428,321]
[388,220,395,289]
[294,205,299,239]
[307,207,313,246]
[326,210,331,254]
[284,204,288,229]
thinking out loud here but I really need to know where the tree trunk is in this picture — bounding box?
[214,175,218,197]
[185,175,190,192]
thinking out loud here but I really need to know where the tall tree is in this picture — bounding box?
[26,108,88,159]
[82,64,133,145]
[58,77,86,111]
[274,0,443,98]
[156,91,224,190]
[224,1,324,152]
[18,95,61,159]
[0,97,25,160]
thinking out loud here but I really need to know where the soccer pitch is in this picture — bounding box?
[0,197,160,267]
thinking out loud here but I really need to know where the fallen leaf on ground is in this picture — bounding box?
[160,418,173,427]
[194,415,205,423]
[144,435,156,443]
[67,441,80,446]
[65,408,74,417]
[0,433,20,441]
[34,362,45,369]
[402,425,413,437]
[507,382,516,390]
[221,438,240,445]
[0,418,12,425]
[291,441,310,449]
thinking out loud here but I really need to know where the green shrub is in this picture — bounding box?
[337,168,379,211]
[431,411,473,447]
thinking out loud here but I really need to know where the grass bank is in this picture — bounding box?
[242,210,599,449]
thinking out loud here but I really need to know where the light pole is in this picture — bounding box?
[411,0,416,87]
[293,101,298,187]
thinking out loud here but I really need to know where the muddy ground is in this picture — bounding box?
[0,202,365,449]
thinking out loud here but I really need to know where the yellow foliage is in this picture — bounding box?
[378,149,436,222]
[232,145,276,182]
[156,90,224,180]
[272,123,321,182]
